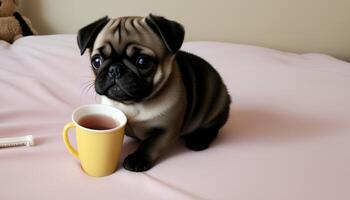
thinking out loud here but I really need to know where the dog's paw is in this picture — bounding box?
[185,138,210,151]
[123,153,153,172]
[183,128,219,151]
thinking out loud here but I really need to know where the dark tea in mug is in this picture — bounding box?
[78,114,119,130]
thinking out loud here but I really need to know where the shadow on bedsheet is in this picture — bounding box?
[217,107,343,144]
[154,106,345,163]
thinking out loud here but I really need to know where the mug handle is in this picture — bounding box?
[62,122,79,158]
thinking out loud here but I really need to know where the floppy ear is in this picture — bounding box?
[77,16,110,55]
[145,14,185,53]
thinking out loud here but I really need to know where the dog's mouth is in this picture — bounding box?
[95,77,153,103]
[107,86,152,103]
[104,84,132,101]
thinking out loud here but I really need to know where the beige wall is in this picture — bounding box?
[20,0,350,61]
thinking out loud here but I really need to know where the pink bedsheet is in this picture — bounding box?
[0,35,349,200]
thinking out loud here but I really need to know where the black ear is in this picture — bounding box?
[77,16,110,55]
[145,14,185,53]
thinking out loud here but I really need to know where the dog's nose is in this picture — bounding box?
[108,64,125,78]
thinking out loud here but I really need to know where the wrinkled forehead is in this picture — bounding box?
[92,16,165,57]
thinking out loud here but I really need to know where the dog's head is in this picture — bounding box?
[77,14,185,103]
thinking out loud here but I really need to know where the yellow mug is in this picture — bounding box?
[62,104,127,177]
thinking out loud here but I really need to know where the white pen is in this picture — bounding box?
[0,135,35,148]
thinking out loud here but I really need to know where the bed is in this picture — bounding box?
[1,35,349,200]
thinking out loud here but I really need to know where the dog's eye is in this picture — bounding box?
[91,55,103,69]
[136,56,154,69]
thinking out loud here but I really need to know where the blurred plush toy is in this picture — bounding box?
[0,0,37,43]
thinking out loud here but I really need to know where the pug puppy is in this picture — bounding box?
[77,14,231,172]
